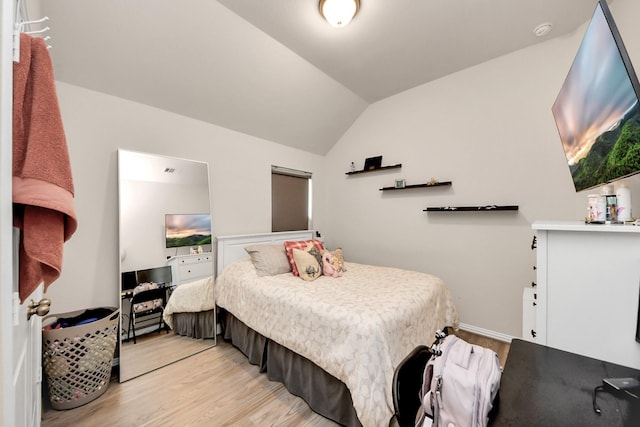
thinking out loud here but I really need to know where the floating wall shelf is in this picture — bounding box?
[424,205,519,212]
[346,163,402,175]
[380,181,452,191]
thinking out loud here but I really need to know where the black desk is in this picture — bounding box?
[490,339,640,426]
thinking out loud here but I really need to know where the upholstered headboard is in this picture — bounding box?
[215,230,314,276]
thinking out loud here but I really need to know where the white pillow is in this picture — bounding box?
[244,244,291,276]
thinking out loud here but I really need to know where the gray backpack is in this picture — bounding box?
[417,331,502,427]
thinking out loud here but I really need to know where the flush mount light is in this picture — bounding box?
[319,0,360,28]
[533,22,553,37]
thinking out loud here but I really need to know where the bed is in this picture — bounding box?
[215,231,459,427]
[163,276,216,339]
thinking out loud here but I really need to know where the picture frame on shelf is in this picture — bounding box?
[395,179,406,189]
[363,156,382,171]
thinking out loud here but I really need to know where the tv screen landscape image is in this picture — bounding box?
[165,213,212,248]
[551,0,640,192]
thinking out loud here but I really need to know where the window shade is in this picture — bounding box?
[271,167,310,232]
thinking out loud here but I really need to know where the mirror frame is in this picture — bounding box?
[117,149,216,382]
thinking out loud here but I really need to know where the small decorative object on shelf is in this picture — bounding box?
[424,205,519,212]
[379,180,451,191]
[350,161,356,173]
[395,179,406,189]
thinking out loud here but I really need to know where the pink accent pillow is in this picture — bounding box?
[283,240,325,276]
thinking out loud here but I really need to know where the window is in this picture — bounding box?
[271,166,311,232]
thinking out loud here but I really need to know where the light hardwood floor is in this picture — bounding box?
[42,338,337,427]
[42,331,510,427]
[120,331,215,381]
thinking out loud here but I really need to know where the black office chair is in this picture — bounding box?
[127,286,168,344]
[392,344,432,427]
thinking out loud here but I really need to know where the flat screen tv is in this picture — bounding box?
[165,213,212,248]
[551,0,640,192]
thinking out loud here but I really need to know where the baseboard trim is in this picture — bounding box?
[459,322,514,343]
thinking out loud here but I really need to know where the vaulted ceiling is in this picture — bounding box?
[35,0,604,154]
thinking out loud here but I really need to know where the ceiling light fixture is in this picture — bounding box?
[319,0,360,28]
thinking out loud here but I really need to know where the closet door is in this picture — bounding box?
[2,3,43,426]
[13,281,44,427]
[9,229,45,427]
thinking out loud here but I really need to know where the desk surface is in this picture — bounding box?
[491,339,640,426]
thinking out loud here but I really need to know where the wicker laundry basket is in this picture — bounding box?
[42,307,119,410]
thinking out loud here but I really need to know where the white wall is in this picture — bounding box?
[45,83,325,313]
[46,0,640,339]
[320,0,640,338]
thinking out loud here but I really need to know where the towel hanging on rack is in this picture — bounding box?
[13,32,77,303]
[13,0,51,62]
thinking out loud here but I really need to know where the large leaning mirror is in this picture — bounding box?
[118,149,216,382]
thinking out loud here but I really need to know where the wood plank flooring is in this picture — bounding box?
[42,331,510,427]
[42,338,337,427]
[120,331,215,381]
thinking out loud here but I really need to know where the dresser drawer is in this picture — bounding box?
[167,253,213,286]
[175,254,212,265]
[178,260,212,282]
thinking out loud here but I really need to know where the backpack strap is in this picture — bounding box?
[416,328,453,426]
[417,363,434,426]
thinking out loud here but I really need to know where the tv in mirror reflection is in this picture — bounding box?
[165,213,212,248]
[551,0,640,192]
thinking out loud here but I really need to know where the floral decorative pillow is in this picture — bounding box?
[321,248,346,277]
[331,248,346,273]
[292,247,321,281]
[308,246,323,267]
[284,240,325,276]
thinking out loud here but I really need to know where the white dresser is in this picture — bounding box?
[532,221,640,369]
[167,253,213,286]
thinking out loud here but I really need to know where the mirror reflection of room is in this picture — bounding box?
[118,150,216,382]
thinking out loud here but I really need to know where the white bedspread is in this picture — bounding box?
[215,258,459,427]
[163,276,215,329]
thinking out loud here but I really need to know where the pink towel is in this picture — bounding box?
[13,33,77,303]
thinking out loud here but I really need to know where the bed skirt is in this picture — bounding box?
[172,309,216,339]
[221,309,363,427]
